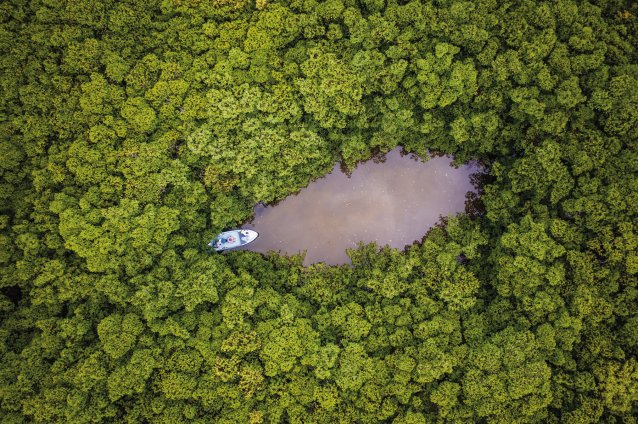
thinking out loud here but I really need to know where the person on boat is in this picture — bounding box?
[219,236,235,244]
[213,233,239,249]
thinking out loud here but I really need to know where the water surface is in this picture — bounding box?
[241,148,478,265]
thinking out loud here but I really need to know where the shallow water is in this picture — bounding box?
[240,148,479,265]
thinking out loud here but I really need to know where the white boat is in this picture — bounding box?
[209,229,258,252]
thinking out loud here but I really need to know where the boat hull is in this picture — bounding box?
[209,229,258,252]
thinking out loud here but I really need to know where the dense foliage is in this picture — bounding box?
[1,0,637,422]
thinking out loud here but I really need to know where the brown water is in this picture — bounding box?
[240,148,479,265]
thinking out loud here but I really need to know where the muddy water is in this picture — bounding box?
[240,148,479,266]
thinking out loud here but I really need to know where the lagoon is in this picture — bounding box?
[240,148,479,266]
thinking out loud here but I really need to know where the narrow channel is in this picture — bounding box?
[240,148,480,265]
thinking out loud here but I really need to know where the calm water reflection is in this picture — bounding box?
[240,148,479,265]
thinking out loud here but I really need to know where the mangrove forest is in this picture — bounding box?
[0,0,637,422]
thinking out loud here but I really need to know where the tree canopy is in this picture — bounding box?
[1,0,637,422]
